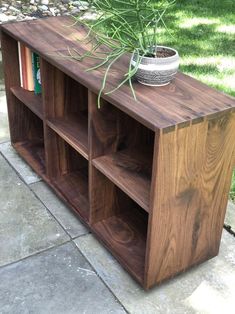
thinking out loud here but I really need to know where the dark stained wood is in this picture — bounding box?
[88,92,120,159]
[2,17,235,132]
[13,140,45,176]
[93,187,148,284]
[47,115,88,160]
[145,112,235,289]
[45,128,89,220]
[1,31,21,142]
[2,17,235,290]
[88,91,154,222]
[53,171,89,220]
[88,92,119,223]
[11,86,43,120]
[93,148,152,212]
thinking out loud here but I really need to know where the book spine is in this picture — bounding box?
[25,47,34,91]
[18,42,23,88]
[20,44,27,89]
[32,53,42,94]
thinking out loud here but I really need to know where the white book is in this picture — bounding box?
[18,41,23,88]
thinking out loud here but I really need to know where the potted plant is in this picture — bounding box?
[70,0,179,105]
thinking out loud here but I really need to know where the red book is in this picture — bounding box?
[25,47,34,91]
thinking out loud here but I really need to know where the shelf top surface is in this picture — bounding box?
[2,16,235,132]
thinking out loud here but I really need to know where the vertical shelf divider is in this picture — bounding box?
[41,58,65,180]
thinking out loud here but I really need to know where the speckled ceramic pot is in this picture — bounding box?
[131,46,180,86]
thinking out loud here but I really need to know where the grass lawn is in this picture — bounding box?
[155,0,235,202]
[160,0,235,97]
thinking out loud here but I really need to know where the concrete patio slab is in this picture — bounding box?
[0,242,126,314]
[75,230,235,314]
[0,141,41,184]
[31,182,89,239]
[0,154,69,267]
[225,201,235,232]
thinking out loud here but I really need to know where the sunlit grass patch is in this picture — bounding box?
[179,17,219,29]
[216,25,235,34]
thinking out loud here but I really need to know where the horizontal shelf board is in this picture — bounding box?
[13,140,46,176]
[93,210,147,284]
[92,148,152,212]
[47,115,88,160]
[52,170,89,221]
[11,86,43,120]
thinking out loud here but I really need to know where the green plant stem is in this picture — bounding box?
[135,0,148,51]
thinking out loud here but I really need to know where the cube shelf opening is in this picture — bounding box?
[10,87,43,120]
[49,130,89,221]
[91,98,155,212]
[46,73,89,159]
[92,176,148,284]
[11,97,45,176]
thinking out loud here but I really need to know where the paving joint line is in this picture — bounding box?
[0,146,90,241]
[0,146,42,185]
[70,240,129,314]
[28,182,91,241]
[0,239,71,271]
[0,148,87,241]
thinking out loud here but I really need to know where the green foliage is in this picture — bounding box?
[155,0,235,97]
[69,0,176,106]
[86,0,176,56]
[230,170,235,203]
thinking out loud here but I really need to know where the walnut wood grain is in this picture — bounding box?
[1,31,21,142]
[145,112,235,289]
[45,128,89,220]
[53,171,89,221]
[92,148,152,212]
[13,140,45,176]
[47,115,88,160]
[93,187,148,284]
[88,91,154,222]
[11,86,43,120]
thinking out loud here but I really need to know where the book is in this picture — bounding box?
[18,42,23,88]
[20,43,27,89]
[32,53,42,94]
[25,47,34,91]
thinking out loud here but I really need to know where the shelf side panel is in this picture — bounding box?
[1,31,21,143]
[145,113,235,289]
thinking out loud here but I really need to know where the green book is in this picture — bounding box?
[32,53,42,94]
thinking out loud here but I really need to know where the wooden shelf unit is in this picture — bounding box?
[1,17,235,290]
